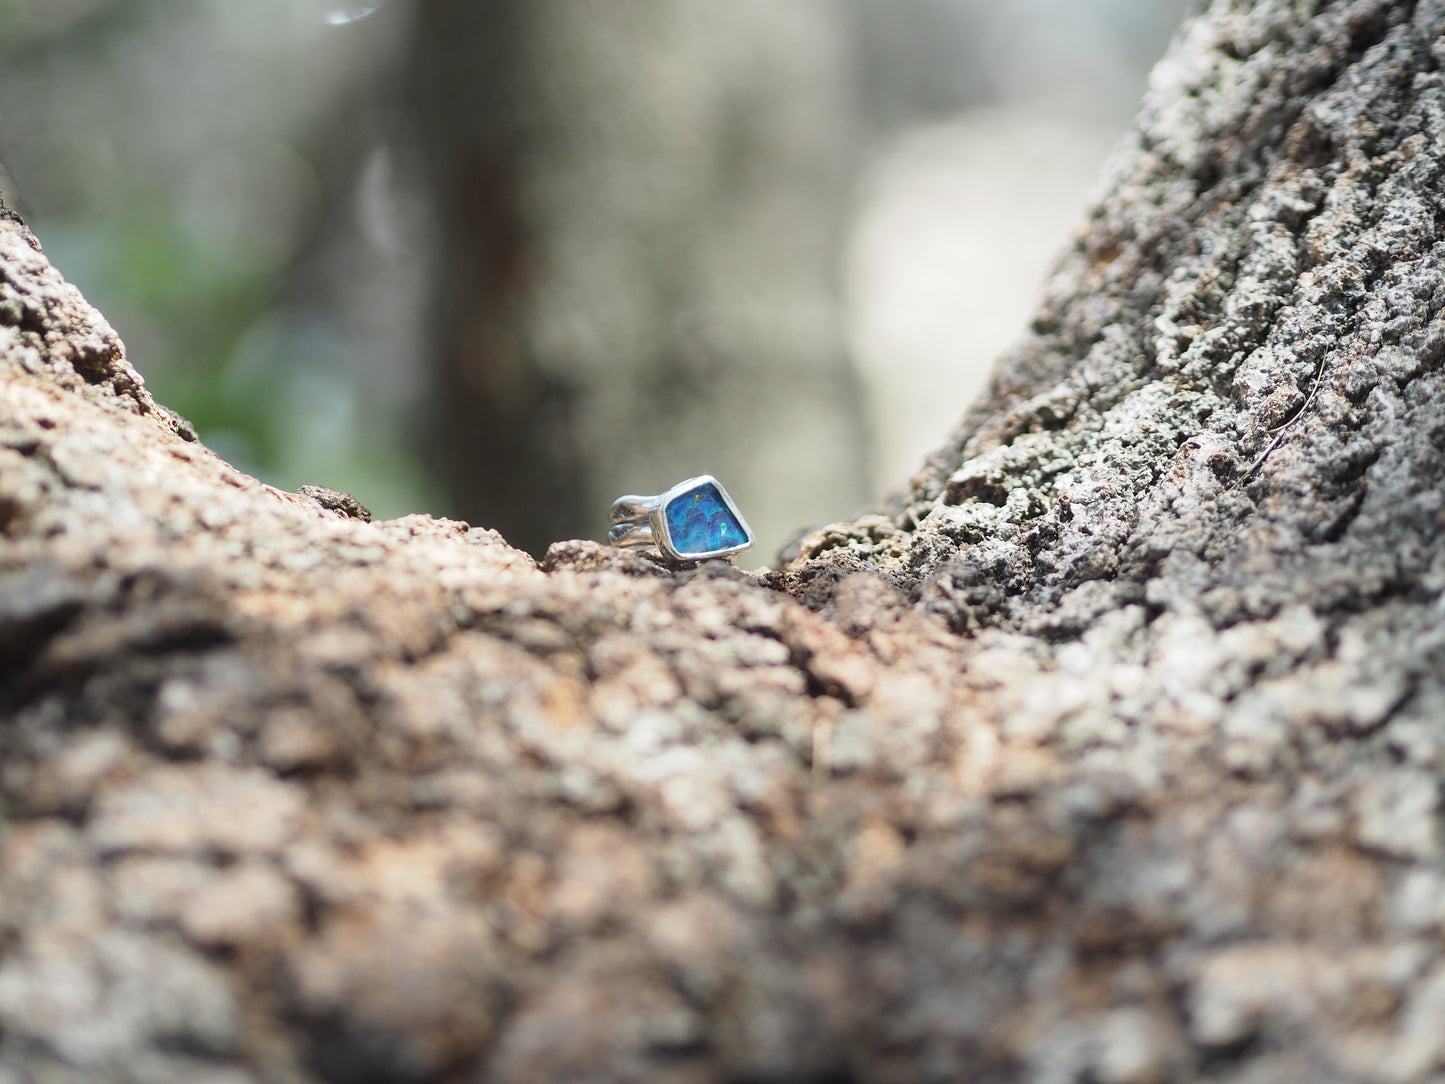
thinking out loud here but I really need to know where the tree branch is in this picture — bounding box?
[5,2,1445,1081]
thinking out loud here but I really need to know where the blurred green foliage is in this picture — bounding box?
[0,0,439,521]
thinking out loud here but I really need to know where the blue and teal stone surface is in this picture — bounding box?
[663,482,749,557]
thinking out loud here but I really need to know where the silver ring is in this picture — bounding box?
[609,475,754,563]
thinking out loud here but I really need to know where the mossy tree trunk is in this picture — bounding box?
[5,1,1445,1081]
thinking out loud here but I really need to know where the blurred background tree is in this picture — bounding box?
[0,0,1185,559]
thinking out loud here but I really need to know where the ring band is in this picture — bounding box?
[609,475,754,563]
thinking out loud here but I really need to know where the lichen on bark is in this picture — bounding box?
[5,1,1445,1081]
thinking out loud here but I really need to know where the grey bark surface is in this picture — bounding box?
[5,1,1445,1082]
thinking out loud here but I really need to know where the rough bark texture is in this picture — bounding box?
[5,1,1445,1082]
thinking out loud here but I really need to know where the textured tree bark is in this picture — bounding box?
[4,1,1445,1081]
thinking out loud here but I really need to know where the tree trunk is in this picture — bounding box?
[4,1,1445,1081]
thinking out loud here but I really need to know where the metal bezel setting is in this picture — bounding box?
[651,475,754,562]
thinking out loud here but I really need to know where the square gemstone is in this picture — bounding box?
[663,481,749,558]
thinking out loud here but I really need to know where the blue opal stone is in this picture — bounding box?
[663,482,748,557]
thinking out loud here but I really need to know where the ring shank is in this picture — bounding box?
[609,492,661,549]
[608,521,655,548]
[610,494,655,523]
